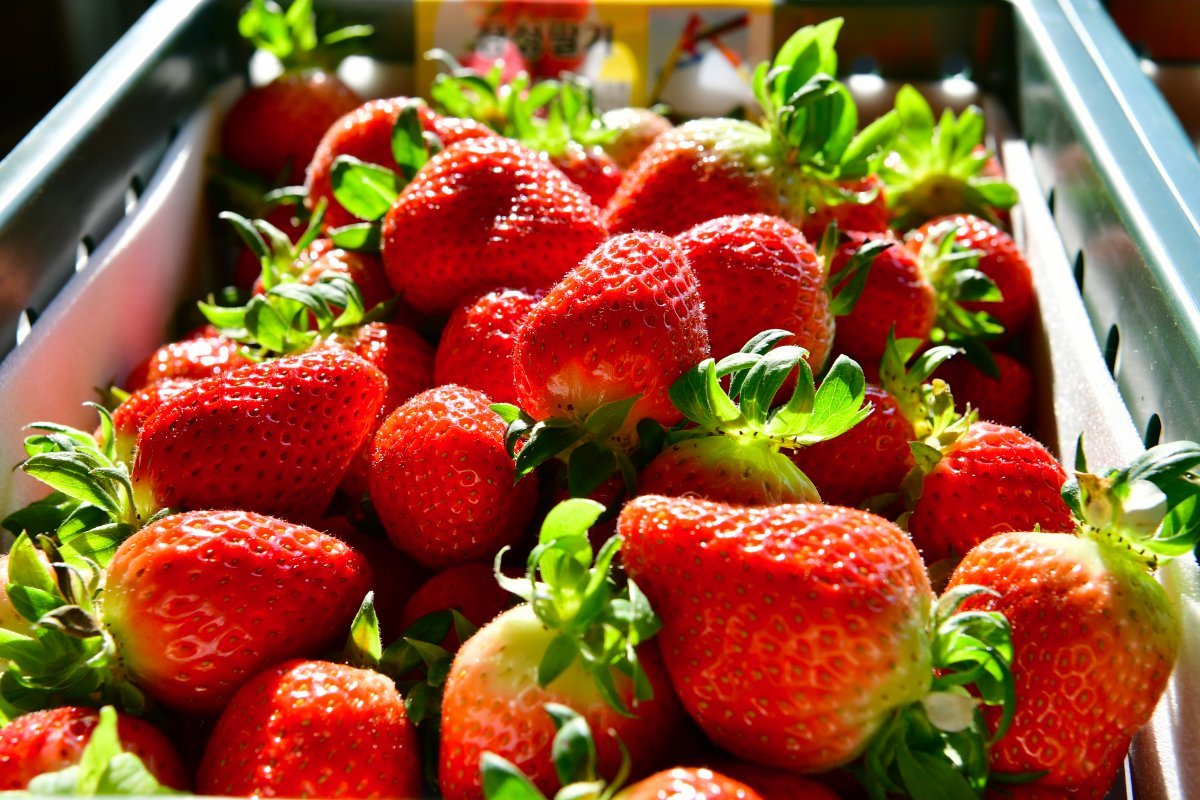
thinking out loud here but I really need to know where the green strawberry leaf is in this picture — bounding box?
[567,442,618,500]
[345,592,383,669]
[330,156,402,222]
[546,703,598,787]
[583,395,641,442]
[2,492,78,538]
[329,222,382,252]
[392,102,431,180]
[829,238,892,317]
[481,753,547,800]
[798,355,871,442]
[538,634,579,688]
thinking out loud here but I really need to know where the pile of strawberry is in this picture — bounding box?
[0,4,1196,800]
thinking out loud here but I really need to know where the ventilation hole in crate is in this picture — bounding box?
[1046,187,1056,215]
[941,53,971,78]
[1073,250,1085,291]
[125,175,144,216]
[1143,413,1163,448]
[75,238,95,273]
[1103,325,1121,376]
[167,122,181,144]
[15,308,37,347]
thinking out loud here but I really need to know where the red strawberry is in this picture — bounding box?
[233,204,307,290]
[123,334,252,392]
[400,562,517,652]
[616,768,766,800]
[947,443,1200,795]
[829,231,936,364]
[788,383,915,507]
[306,97,495,229]
[293,238,398,312]
[110,378,195,465]
[600,107,673,169]
[697,759,842,800]
[512,232,709,441]
[102,510,371,714]
[933,351,1034,429]
[131,348,386,522]
[368,384,538,569]
[604,23,898,238]
[435,287,543,406]
[674,215,833,371]
[197,659,421,798]
[382,137,607,315]
[907,420,1073,564]
[908,214,1034,339]
[549,143,623,208]
[619,495,935,773]
[326,322,434,415]
[0,706,189,791]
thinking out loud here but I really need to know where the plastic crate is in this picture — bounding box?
[0,1,1197,798]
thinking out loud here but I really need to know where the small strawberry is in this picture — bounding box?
[947,443,1200,796]
[0,706,188,791]
[123,334,252,392]
[619,494,1017,796]
[799,174,891,242]
[600,106,673,169]
[197,659,422,798]
[220,1,368,184]
[880,86,1018,230]
[933,351,1034,429]
[908,214,1033,340]
[400,562,517,653]
[604,21,898,237]
[369,384,538,570]
[132,348,386,522]
[435,287,543,406]
[440,500,683,800]
[293,238,398,311]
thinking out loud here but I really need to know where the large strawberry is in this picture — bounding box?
[604,20,898,237]
[440,500,683,800]
[131,348,386,522]
[197,659,422,798]
[369,384,538,570]
[947,442,1200,796]
[435,287,543,406]
[220,0,367,184]
[619,494,1017,796]
[0,706,188,791]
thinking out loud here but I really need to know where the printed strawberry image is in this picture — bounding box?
[948,442,1200,796]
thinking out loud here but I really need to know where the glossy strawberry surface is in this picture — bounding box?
[110,378,195,465]
[435,287,542,406]
[550,143,623,208]
[616,768,765,800]
[934,352,1034,430]
[601,107,673,170]
[382,137,607,315]
[620,495,933,773]
[197,659,421,798]
[799,175,891,242]
[295,239,399,312]
[124,335,252,392]
[638,438,820,507]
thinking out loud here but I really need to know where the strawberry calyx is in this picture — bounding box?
[482,703,630,800]
[819,227,895,317]
[495,499,661,717]
[878,332,963,437]
[752,19,899,223]
[237,0,373,74]
[1065,440,1200,570]
[880,86,1018,231]
[856,584,1016,800]
[18,705,179,796]
[218,198,327,291]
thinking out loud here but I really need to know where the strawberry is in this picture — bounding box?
[947,443,1200,795]
[674,215,833,372]
[325,321,435,416]
[220,1,367,184]
[293,238,398,311]
[879,86,1018,230]
[380,137,607,315]
[399,562,516,653]
[435,287,543,406]
[933,351,1034,429]
[306,97,495,229]
[123,334,251,392]
[132,348,386,522]
[109,377,194,465]
[604,21,898,237]
[619,494,1017,795]
[828,231,937,365]
[617,769,766,800]
[368,384,538,569]
[0,706,188,791]
[233,204,308,290]
[197,659,422,798]
[549,141,623,208]
[600,106,673,169]
[440,500,683,800]
[697,759,842,800]
[510,231,708,448]
[799,174,891,242]
[908,214,1034,340]
[637,331,870,506]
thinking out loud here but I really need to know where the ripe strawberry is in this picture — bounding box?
[400,562,516,652]
[947,443,1200,795]
[109,377,195,464]
[880,86,1018,230]
[233,204,308,290]
[441,501,683,800]
[600,106,673,169]
[698,759,842,800]
[369,384,538,569]
[306,97,495,229]
[326,321,435,415]
[674,215,833,371]
[829,231,936,364]
[617,769,766,800]
[197,659,421,798]
[123,334,251,392]
[132,348,386,522]
[293,238,398,311]
[908,214,1034,339]
[550,141,623,208]
[0,706,189,791]
[512,232,708,442]
[933,351,1034,429]
[381,137,606,315]
[435,287,543,406]
[907,420,1073,564]
[799,174,891,242]
[604,21,898,237]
